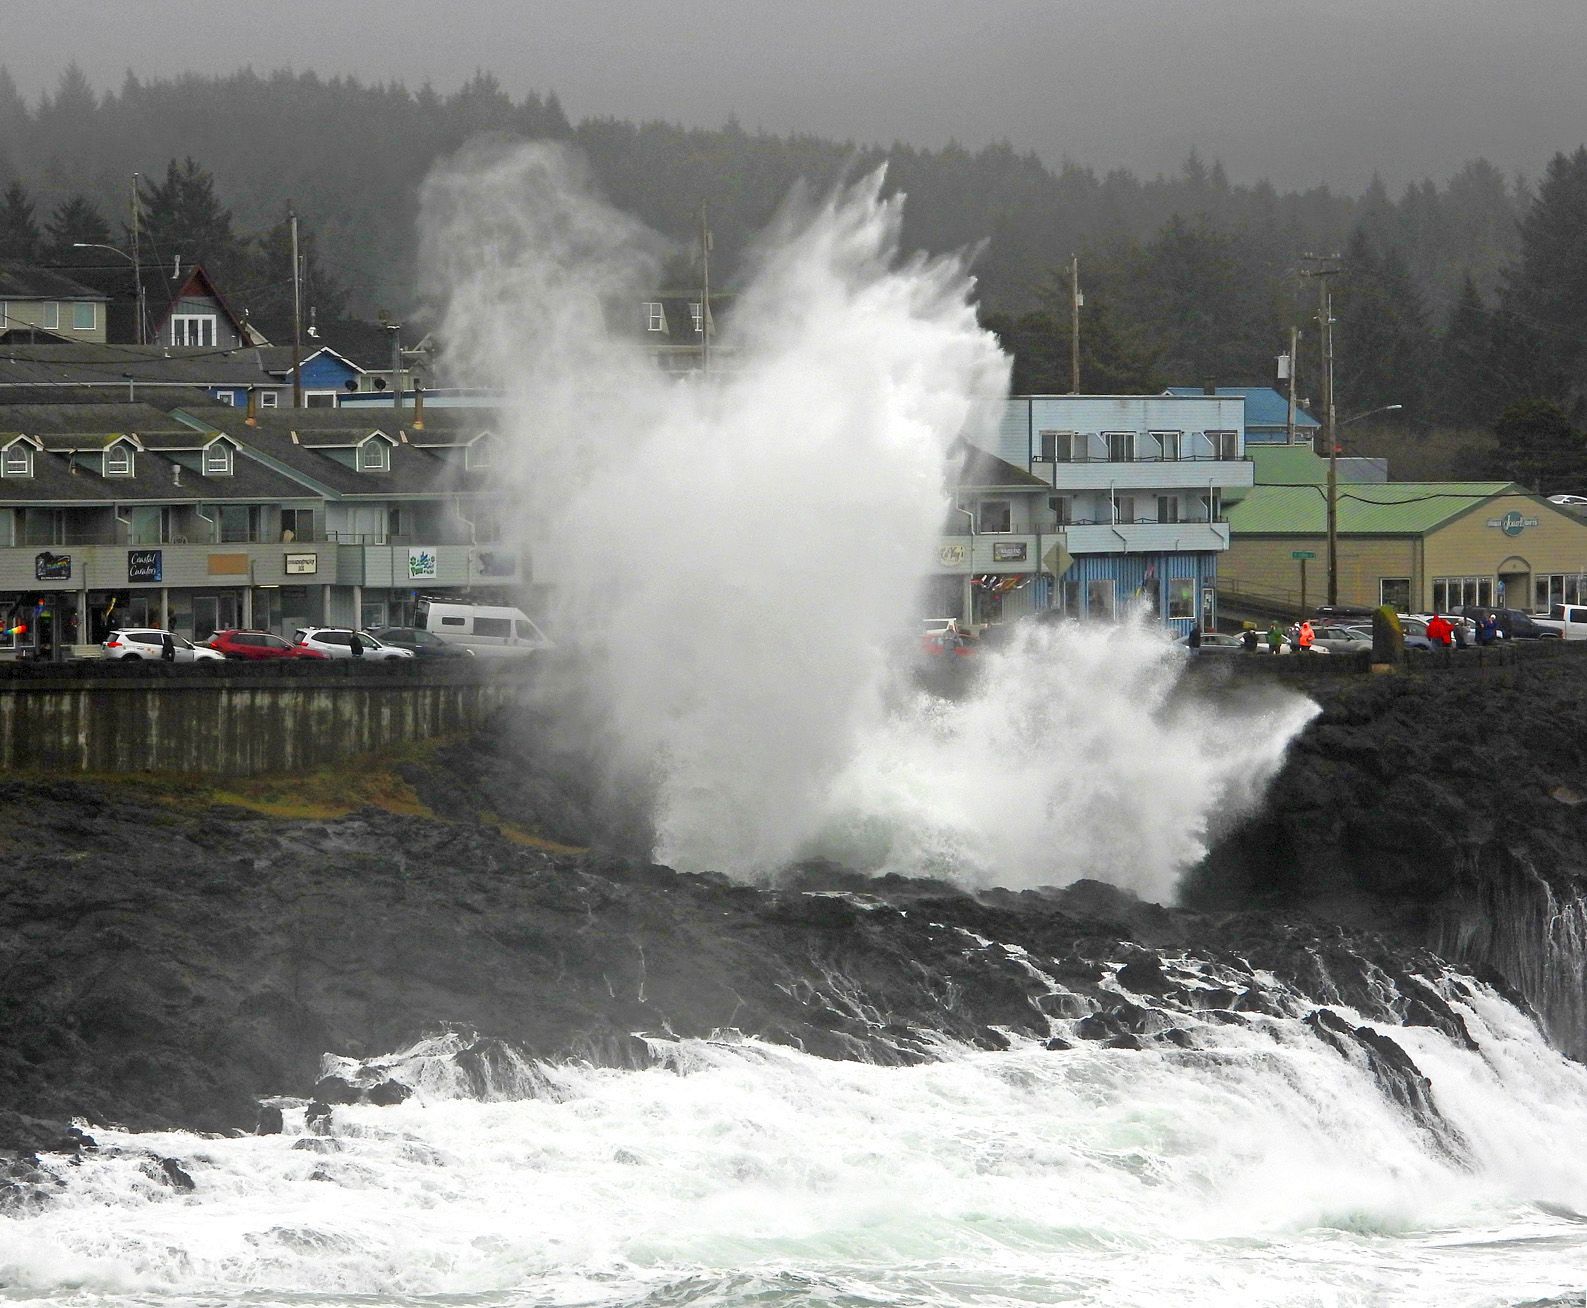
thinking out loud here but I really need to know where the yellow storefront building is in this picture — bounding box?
[1220,447,1587,617]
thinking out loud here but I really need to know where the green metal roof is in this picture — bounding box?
[1227,480,1519,536]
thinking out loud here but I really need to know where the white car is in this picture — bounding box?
[292,628,416,661]
[102,629,223,662]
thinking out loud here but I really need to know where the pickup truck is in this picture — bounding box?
[1531,603,1587,639]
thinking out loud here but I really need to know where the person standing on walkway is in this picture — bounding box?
[1266,621,1284,655]
[1298,620,1316,653]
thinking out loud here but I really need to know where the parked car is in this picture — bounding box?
[102,629,223,662]
[205,629,317,661]
[366,626,475,659]
[1456,606,1563,640]
[1308,625,1374,654]
[1177,631,1245,653]
[293,628,416,661]
[921,618,976,657]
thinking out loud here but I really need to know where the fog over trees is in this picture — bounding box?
[4,65,1587,477]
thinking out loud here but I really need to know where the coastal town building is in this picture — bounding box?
[944,393,1256,632]
[1220,444,1587,616]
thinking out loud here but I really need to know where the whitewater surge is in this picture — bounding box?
[416,142,1312,892]
[6,976,1587,1307]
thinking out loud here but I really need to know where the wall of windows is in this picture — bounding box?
[1536,573,1587,610]
[1432,576,1494,611]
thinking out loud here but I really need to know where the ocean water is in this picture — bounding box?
[5,979,1587,1308]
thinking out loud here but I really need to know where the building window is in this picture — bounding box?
[1115,495,1136,525]
[214,391,235,406]
[1432,576,1494,612]
[358,440,389,471]
[1168,577,1194,618]
[1149,431,1181,461]
[1202,492,1222,522]
[1048,495,1071,526]
[305,392,337,408]
[171,314,217,347]
[203,443,233,476]
[1038,430,1079,463]
[1106,431,1134,462]
[645,302,666,332]
[1536,573,1587,609]
[280,508,314,542]
[1156,496,1179,524]
[104,445,133,477]
[1380,578,1411,611]
[978,499,1012,533]
[466,438,493,470]
[1207,429,1239,460]
[72,301,96,331]
[41,301,59,330]
[259,391,279,408]
[1,445,31,477]
[690,302,703,334]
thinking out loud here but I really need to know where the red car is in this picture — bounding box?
[204,629,323,660]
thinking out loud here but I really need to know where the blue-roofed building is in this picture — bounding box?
[1164,386,1320,445]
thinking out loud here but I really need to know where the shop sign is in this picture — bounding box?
[1487,510,1540,537]
[208,553,250,576]
[128,549,162,583]
[408,547,438,580]
[991,541,1027,563]
[284,552,318,576]
[33,552,70,582]
[938,543,967,567]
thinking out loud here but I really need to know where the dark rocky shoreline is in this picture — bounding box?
[2,654,1584,1167]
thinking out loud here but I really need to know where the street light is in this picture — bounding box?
[72,243,146,346]
[1326,403,1404,606]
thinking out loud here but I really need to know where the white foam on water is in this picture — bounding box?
[5,982,1587,1307]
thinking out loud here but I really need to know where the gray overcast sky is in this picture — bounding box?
[8,0,1587,191]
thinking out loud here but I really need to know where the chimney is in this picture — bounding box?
[1202,377,1217,396]
[173,462,182,486]
[245,387,258,426]
[412,381,425,430]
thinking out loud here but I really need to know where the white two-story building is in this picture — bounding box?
[934,394,1255,631]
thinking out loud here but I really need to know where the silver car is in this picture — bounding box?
[102,629,223,662]
[292,628,416,661]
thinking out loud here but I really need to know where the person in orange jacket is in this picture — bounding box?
[1297,620,1316,652]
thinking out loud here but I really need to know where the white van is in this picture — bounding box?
[414,601,553,657]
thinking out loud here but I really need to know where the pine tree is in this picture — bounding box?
[136,157,246,285]
[1332,228,1431,420]
[40,195,112,265]
[0,180,40,261]
[1506,146,1587,404]
[1490,399,1587,493]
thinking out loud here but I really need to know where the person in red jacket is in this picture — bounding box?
[1427,615,1453,648]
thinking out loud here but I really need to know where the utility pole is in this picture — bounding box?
[289,208,303,409]
[1285,324,1298,445]
[699,202,712,378]
[1069,254,1082,394]
[130,173,145,346]
[1301,255,1343,606]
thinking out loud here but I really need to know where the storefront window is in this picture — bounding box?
[1087,579,1116,618]
[1380,578,1411,611]
[1432,576,1494,611]
[1167,578,1194,619]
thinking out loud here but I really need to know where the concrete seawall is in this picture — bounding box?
[0,660,531,775]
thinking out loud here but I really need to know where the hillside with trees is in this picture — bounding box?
[3,65,1587,483]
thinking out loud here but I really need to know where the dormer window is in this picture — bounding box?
[203,442,234,476]
[105,444,134,477]
[1,444,32,478]
[358,439,390,471]
[645,301,666,332]
[466,437,493,470]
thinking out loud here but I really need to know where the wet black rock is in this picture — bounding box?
[305,1102,332,1135]
[256,1106,284,1135]
[312,1076,362,1105]
[158,1157,195,1191]
[292,1137,342,1154]
[1043,1036,1073,1051]
[365,1079,411,1106]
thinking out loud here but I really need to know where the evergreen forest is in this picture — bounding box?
[4,65,1587,487]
